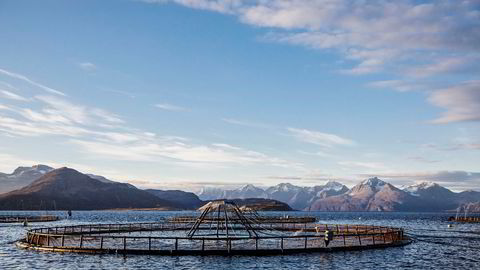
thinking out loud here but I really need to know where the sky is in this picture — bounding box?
[0,0,479,191]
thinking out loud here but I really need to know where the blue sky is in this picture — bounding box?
[0,0,479,191]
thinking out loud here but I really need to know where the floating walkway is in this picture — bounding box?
[0,215,60,223]
[448,216,480,223]
[17,200,410,256]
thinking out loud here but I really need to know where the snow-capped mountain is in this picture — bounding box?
[308,177,419,211]
[349,177,387,195]
[196,181,350,210]
[266,183,305,203]
[226,184,269,199]
[402,181,459,210]
[0,165,54,193]
[403,181,439,196]
[198,187,231,200]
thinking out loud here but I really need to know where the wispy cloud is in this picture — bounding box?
[0,71,303,172]
[339,161,387,170]
[146,1,480,77]
[78,62,97,71]
[143,1,480,128]
[0,68,66,96]
[428,80,480,124]
[0,89,28,101]
[367,80,424,92]
[70,138,304,170]
[406,57,479,78]
[222,118,271,129]
[287,127,355,148]
[155,103,188,112]
[407,156,440,163]
[298,150,335,158]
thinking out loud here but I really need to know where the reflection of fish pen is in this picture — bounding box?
[17,200,410,255]
[0,215,60,223]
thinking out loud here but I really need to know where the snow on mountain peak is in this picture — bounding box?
[404,181,439,194]
[242,184,261,191]
[324,181,345,192]
[12,165,54,176]
[362,177,386,188]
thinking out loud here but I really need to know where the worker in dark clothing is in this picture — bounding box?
[324,230,334,247]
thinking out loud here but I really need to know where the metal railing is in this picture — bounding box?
[22,223,407,254]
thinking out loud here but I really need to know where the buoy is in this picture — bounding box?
[447,224,453,228]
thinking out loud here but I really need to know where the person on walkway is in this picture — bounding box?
[324,230,334,247]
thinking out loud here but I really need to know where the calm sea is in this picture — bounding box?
[1,211,479,269]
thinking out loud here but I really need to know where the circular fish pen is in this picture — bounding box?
[0,215,60,223]
[17,200,410,256]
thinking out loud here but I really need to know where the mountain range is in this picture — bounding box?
[0,165,479,212]
[199,177,480,211]
[0,165,290,211]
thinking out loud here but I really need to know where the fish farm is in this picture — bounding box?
[16,200,410,256]
[0,215,60,223]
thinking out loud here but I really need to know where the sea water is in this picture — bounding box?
[1,211,479,269]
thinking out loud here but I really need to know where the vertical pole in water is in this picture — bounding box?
[383,233,386,243]
[100,237,104,249]
[281,237,284,252]
[216,206,221,238]
[148,237,151,251]
[202,238,205,251]
[223,204,230,238]
[304,237,307,249]
[61,236,65,247]
[175,238,178,251]
[227,239,231,253]
[358,234,361,246]
[123,237,126,251]
[343,234,346,246]
[255,238,258,250]
[80,235,84,248]
[372,234,375,245]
